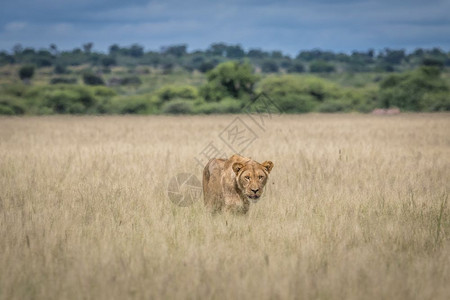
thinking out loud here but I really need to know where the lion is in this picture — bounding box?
[202,154,274,214]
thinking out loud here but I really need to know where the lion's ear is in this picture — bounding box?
[232,162,244,175]
[262,161,274,173]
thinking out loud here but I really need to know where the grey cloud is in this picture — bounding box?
[0,0,449,54]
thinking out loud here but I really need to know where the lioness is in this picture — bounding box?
[203,154,274,214]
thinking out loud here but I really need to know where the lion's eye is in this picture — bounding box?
[258,175,264,180]
[245,176,250,180]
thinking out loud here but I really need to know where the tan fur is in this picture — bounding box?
[203,154,274,214]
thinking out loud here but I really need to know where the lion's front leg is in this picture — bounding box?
[204,191,224,214]
[224,195,249,215]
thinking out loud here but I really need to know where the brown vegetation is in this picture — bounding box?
[0,114,449,299]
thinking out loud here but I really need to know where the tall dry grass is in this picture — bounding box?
[0,114,449,299]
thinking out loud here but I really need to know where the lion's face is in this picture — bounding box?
[233,161,274,203]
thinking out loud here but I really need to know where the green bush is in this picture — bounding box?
[161,99,194,114]
[259,75,343,112]
[219,98,243,113]
[194,98,243,114]
[287,62,305,73]
[82,72,105,85]
[108,94,157,114]
[421,57,444,68]
[1,84,28,97]
[101,57,116,67]
[0,97,26,115]
[346,88,378,113]
[276,94,317,113]
[19,65,35,81]
[378,66,449,111]
[261,60,279,73]
[42,89,95,114]
[198,83,228,103]
[120,76,142,86]
[198,61,216,73]
[156,85,198,102]
[421,92,450,111]
[92,86,117,98]
[54,64,69,74]
[259,74,377,113]
[317,99,350,113]
[108,75,142,86]
[154,85,199,111]
[50,77,77,84]
[309,60,335,73]
[24,85,116,114]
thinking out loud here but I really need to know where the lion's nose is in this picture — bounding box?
[251,188,259,193]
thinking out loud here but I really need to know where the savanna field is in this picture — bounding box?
[0,113,449,299]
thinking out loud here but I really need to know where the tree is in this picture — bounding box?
[261,59,279,73]
[225,45,245,58]
[33,50,54,67]
[412,48,425,57]
[109,44,120,55]
[297,49,336,61]
[0,51,14,65]
[82,72,104,85]
[49,44,58,55]
[271,51,283,59]
[309,60,335,73]
[198,61,216,73]
[200,61,258,101]
[350,51,374,64]
[101,56,116,67]
[422,57,444,68]
[379,48,405,65]
[207,43,227,56]
[54,64,68,74]
[41,85,100,114]
[162,44,187,57]
[378,66,449,111]
[247,49,268,59]
[260,75,356,113]
[162,61,174,74]
[19,65,35,82]
[129,44,144,57]
[83,43,93,54]
[287,61,305,73]
[156,85,198,103]
[161,100,193,114]
[13,44,23,55]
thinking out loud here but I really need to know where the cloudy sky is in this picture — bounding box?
[1,0,449,55]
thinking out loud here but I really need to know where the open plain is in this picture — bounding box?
[0,114,449,299]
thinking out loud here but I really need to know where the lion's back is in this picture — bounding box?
[202,158,227,209]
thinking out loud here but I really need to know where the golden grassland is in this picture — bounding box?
[0,113,449,300]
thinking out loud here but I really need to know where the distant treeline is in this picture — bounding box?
[1,42,450,73]
[1,43,449,115]
[1,61,449,115]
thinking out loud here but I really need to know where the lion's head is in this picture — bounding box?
[232,160,274,203]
